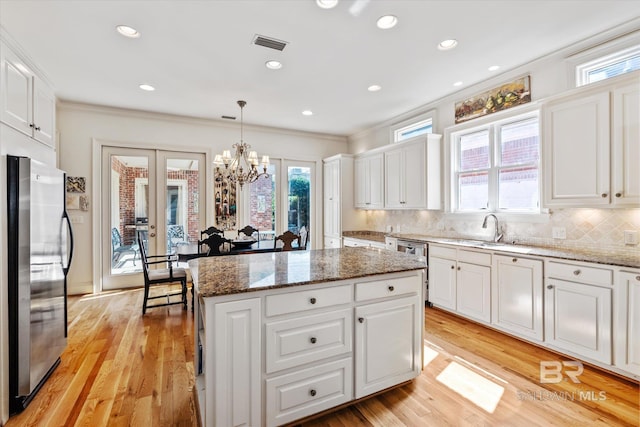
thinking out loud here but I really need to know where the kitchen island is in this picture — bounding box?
[190,247,426,427]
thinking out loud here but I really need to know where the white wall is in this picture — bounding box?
[56,102,349,295]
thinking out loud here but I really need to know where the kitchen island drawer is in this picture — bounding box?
[355,273,422,302]
[547,261,613,286]
[266,358,353,427]
[265,284,352,317]
[265,309,352,373]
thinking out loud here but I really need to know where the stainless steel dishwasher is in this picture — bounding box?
[396,239,430,306]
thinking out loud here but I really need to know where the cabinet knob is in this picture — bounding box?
[601,193,608,198]
[310,337,317,344]
[615,192,622,198]
[35,126,41,131]
[573,270,581,276]
[450,265,455,269]
[512,258,518,263]
[388,285,395,292]
[636,276,640,282]
[358,317,364,323]
[457,266,461,271]
[149,232,156,237]
[309,297,317,304]
[547,285,554,289]
[309,389,317,397]
[29,123,35,128]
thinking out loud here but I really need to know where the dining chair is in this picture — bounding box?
[274,230,300,251]
[238,225,259,241]
[137,232,188,314]
[199,233,232,256]
[111,227,138,266]
[201,226,224,239]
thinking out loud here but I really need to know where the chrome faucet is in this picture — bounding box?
[482,214,503,243]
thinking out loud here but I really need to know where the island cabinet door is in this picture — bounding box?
[210,298,261,427]
[354,295,421,399]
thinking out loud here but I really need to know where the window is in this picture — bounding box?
[452,113,539,213]
[575,44,640,86]
[391,111,435,143]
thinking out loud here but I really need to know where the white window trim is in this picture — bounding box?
[566,31,640,88]
[389,109,436,143]
[444,104,544,216]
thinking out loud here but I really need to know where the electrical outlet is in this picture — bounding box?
[624,230,639,245]
[552,227,566,239]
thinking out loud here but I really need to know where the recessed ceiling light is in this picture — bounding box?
[377,15,398,29]
[453,81,463,87]
[139,84,155,91]
[116,25,140,38]
[368,85,382,92]
[265,60,282,70]
[438,39,458,50]
[302,110,313,116]
[488,65,500,71]
[316,0,338,9]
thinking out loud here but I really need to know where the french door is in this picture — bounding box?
[101,146,205,290]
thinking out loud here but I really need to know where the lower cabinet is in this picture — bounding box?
[195,271,424,427]
[354,294,422,398]
[492,255,543,341]
[545,261,613,364]
[614,270,640,377]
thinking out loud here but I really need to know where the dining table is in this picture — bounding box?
[174,239,301,262]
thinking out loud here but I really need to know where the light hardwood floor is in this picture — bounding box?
[6,287,638,426]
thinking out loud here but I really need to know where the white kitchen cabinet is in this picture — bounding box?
[542,72,639,208]
[492,255,543,341]
[428,244,491,323]
[323,154,364,248]
[355,152,384,209]
[1,41,56,147]
[204,298,261,427]
[384,134,441,209]
[545,260,612,364]
[611,81,640,206]
[614,270,640,378]
[354,276,422,399]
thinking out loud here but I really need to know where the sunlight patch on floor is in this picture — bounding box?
[423,344,439,367]
[436,361,505,413]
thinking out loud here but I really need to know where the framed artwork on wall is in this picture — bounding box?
[455,75,531,124]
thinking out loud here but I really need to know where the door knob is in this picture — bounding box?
[150,225,156,229]
[149,232,156,237]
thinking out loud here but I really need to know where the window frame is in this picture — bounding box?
[449,110,541,214]
[390,110,435,143]
[576,44,640,86]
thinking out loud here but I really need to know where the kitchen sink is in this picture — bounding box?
[456,240,534,254]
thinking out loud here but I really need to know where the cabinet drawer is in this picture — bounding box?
[429,244,457,258]
[265,309,352,373]
[266,358,353,427]
[265,284,352,317]
[458,249,491,265]
[355,274,421,302]
[547,261,613,286]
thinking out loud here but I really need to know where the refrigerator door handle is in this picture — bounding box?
[62,210,74,276]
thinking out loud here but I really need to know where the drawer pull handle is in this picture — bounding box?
[573,270,581,276]
[388,285,395,292]
[309,297,317,304]
[358,317,364,323]
[512,258,518,263]
[310,337,317,344]
[547,285,554,290]
[309,389,317,397]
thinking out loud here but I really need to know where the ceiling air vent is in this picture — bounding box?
[252,34,288,51]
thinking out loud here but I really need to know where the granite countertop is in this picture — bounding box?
[342,230,387,244]
[190,247,426,298]
[346,230,639,269]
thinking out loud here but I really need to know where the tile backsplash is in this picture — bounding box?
[364,208,640,257]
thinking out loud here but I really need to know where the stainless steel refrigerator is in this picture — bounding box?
[7,155,74,414]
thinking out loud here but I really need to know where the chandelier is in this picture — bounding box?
[214,100,269,189]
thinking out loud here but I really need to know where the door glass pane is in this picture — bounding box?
[166,158,200,253]
[287,166,310,237]
[249,164,276,240]
[110,155,147,275]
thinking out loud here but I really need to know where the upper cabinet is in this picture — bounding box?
[1,41,56,148]
[384,134,441,209]
[542,72,639,208]
[354,152,383,209]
